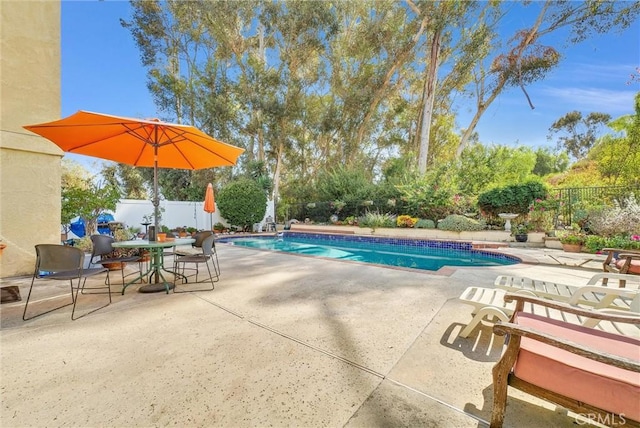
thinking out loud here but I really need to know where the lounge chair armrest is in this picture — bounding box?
[493,321,640,372]
[587,272,640,287]
[601,248,640,266]
[601,248,640,255]
[567,285,640,306]
[503,293,640,323]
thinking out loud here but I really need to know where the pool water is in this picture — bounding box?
[219,232,519,272]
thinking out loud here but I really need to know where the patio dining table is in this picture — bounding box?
[112,238,195,294]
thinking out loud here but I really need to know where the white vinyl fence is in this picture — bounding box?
[67,199,275,238]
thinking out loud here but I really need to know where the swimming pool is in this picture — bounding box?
[218,232,519,272]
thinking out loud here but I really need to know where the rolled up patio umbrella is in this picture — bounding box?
[203,183,215,230]
[24,111,244,237]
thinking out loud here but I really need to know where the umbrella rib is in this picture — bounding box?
[156,127,197,169]
[121,124,237,169]
[121,123,156,165]
[176,129,241,166]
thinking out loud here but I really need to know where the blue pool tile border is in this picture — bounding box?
[218,232,520,264]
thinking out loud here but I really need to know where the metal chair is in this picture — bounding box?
[174,235,219,292]
[90,234,142,288]
[23,244,110,321]
[174,230,219,275]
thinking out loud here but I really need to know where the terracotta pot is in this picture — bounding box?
[562,243,583,253]
[102,261,126,271]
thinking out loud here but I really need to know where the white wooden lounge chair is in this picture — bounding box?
[458,280,640,338]
[494,272,640,311]
[457,287,533,338]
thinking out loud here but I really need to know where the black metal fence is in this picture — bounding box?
[551,185,640,227]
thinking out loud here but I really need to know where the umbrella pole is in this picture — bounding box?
[153,139,160,237]
[152,134,160,283]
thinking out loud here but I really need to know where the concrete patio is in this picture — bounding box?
[0,244,614,427]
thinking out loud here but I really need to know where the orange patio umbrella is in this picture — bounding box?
[24,110,244,236]
[203,183,215,230]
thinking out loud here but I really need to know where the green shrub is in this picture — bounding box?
[415,219,435,229]
[344,215,358,225]
[358,212,396,230]
[437,214,486,232]
[217,178,267,231]
[477,181,547,217]
[395,165,457,221]
[584,234,640,253]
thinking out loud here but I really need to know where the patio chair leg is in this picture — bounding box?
[459,307,510,338]
[71,277,112,320]
[22,276,74,321]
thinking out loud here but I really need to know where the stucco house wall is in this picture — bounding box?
[1,1,61,277]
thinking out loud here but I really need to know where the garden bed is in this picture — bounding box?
[289,224,545,243]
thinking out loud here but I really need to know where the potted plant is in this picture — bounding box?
[558,229,586,253]
[512,223,531,243]
[175,226,188,238]
[101,229,138,270]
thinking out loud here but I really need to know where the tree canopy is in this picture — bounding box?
[118,0,639,207]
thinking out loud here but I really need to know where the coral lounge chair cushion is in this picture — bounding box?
[615,258,640,275]
[512,312,640,421]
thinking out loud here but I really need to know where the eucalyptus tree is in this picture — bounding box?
[404,0,499,174]
[122,0,248,200]
[257,0,339,203]
[456,0,640,157]
[323,1,426,168]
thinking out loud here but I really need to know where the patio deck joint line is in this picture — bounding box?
[386,378,490,426]
[246,318,386,379]
[194,294,245,318]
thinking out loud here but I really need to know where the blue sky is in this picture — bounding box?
[61,1,640,170]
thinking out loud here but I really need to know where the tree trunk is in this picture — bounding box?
[85,218,98,237]
[456,77,506,157]
[417,27,442,174]
[272,140,284,220]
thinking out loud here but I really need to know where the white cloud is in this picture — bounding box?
[539,86,636,113]
[559,62,639,83]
